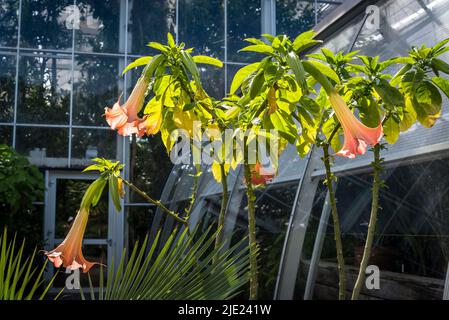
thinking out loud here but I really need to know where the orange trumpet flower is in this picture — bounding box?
[329,91,383,158]
[44,208,96,273]
[105,77,149,137]
[250,162,275,185]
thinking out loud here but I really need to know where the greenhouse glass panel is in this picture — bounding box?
[20,0,74,51]
[17,54,71,125]
[72,55,122,127]
[0,0,18,47]
[74,0,121,54]
[0,54,16,123]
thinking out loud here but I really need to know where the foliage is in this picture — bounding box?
[0,144,44,252]
[80,226,251,300]
[0,228,56,300]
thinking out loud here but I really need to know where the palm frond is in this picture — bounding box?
[0,228,56,300]
[81,226,251,300]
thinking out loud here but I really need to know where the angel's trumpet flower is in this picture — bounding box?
[44,208,96,273]
[105,77,149,137]
[329,91,383,158]
[250,162,275,185]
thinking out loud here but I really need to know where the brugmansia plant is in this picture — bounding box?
[0,229,56,300]
[42,29,449,301]
[80,227,251,300]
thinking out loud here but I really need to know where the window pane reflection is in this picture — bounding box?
[21,0,74,51]
[74,0,121,53]
[227,0,261,63]
[199,64,224,99]
[276,0,316,39]
[0,0,19,47]
[17,54,71,124]
[0,126,13,145]
[178,0,224,59]
[314,158,449,299]
[71,128,117,166]
[232,183,298,299]
[15,126,69,159]
[72,55,121,126]
[128,0,176,55]
[55,178,108,239]
[128,135,173,202]
[0,54,16,122]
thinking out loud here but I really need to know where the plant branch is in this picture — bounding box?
[184,165,200,219]
[121,179,188,226]
[351,144,382,299]
[243,141,259,300]
[214,163,229,252]
[322,143,346,300]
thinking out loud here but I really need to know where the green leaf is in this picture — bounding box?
[412,81,442,128]
[432,58,449,74]
[432,76,449,99]
[229,62,260,94]
[358,97,380,128]
[167,32,175,47]
[293,36,321,53]
[109,175,122,211]
[378,56,413,71]
[238,44,274,55]
[81,226,252,300]
[269,109,297,144]
[305,60,340,84]
[390,64,412,87]
[383,117,400,144]
[399,97,417,132]
[244,37,266,45]
[180,50,202,89]
[285,52,308,93]
[143,54,166,80]
[249,70,265,99]
[147,41,169,53]
[374,78,404,108]
[122,56,152,75]
[0,229,56,300]
[192,55,223,68]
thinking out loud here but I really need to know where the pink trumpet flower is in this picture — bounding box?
[329,91,383,158]
[44,208,96,273]
[105,77,149,137]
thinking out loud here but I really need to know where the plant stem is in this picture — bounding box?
[243,159,258,300]
[351,144,382,300]
[184,165,199,219]
[214,162,229,252]
[121,179,188,226]
[322,143,346,300]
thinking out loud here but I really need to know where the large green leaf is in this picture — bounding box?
[432,58,449,74]
[285,52,307,93]
[412,81,442,128]
[238,44,274,55]
[432,76,449,99]
[292,30,321,53]
[81,226,251,300]
[192,55,223,68]
[374,78,404,108]
[122,56,152,75]
[305,60,340,84]
[269,109,297,144]
[399,97,417,132]
[383,117,400,144]
[229,62,260,95]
